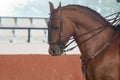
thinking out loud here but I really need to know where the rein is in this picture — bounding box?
[81,32,118,80]
[64,26,107,52]
[65,11,120,52]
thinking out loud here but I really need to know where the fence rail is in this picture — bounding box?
[0,17,48,42]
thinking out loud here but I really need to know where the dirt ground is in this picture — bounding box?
[0,55,85,80]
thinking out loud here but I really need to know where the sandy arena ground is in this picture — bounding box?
[0,55,85,80]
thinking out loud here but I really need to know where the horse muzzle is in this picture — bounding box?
[49,45,63,56]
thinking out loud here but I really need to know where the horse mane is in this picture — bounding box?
[62,5,108,23]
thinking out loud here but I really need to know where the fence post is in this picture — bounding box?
[27,29,31,42]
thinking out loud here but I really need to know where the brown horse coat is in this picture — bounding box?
[48,2,120,80]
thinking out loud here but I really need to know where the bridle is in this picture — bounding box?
[48,8,118,80]
[48,9,114,52]
[48,9,65,50]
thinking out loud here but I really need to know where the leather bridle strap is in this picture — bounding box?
[81,32,118,80]
[64,26,108,52]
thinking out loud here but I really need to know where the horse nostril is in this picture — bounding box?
[52,49,56,54]
[49,48,57,56]
[51,49,59,56]
[49,47,62,56]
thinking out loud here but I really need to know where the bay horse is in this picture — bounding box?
[48,2,120,80]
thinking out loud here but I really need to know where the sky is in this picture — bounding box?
[0,0,119,17]
[0,0,27,16]
[0,0,78,17]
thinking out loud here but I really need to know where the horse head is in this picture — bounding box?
[48,2,75,56]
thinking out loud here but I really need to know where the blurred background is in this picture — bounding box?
[0,0,119,54]
[0,0,120,17]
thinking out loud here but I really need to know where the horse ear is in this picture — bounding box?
[49,2,54,13]
[58,2,61,9]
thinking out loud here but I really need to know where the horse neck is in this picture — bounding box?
[63,7,114,59]
[74,26,114,59]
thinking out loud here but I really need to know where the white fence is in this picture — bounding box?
[0,17,48,43]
